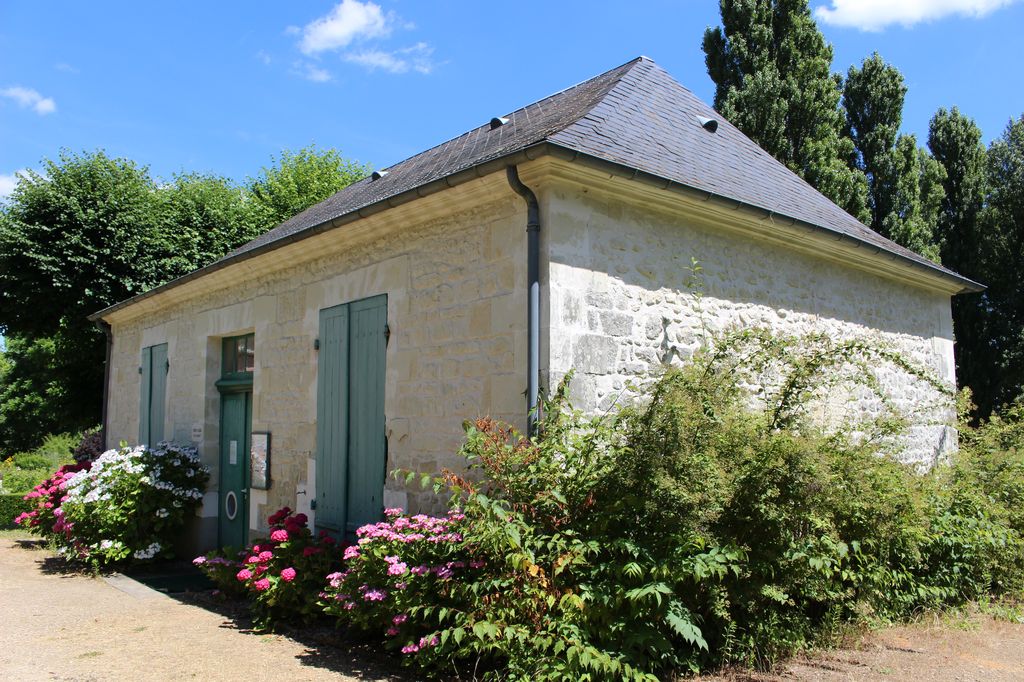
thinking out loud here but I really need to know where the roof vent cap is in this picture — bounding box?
[371,170,389,181]
[698,116,718,133]
[489,116,509,130]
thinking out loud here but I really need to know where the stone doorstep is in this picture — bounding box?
[101,572,172,601]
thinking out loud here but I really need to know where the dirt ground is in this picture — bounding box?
[2,534,1023,682]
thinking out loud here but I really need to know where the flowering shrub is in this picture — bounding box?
[14,461,91,533]
[321,507,472,658]
[54,442,207,566]
[197,506,340,629]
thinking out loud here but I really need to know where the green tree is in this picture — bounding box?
[703,0,868,221]
[156,173,263,280]
[928,108,992,415]
[841,53,943,259]
[247,145,369,229]
[980,115,1024,411]
[0,146,368,451]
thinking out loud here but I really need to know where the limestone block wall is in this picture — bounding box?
[543,181,957,465]
[105,178,529,547]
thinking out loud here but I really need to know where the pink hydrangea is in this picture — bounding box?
[280,567,297,582]
[386,627,399,636]
[192,556,207,566]
[401,643,420,654]
[270,529,289,542]
[363,588,387,602]
[236,568,253,581]
[392,614,408,625]
[387,562,408,576]
[343,545,360,560]
[254,578,271,591]
[257,550,273,562]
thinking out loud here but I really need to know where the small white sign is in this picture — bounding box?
[191,423,203,443]
[229,440,237,465]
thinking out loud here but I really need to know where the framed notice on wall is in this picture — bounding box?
[250,432,271,490]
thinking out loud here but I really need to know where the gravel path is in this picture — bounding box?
[0,536,404,682]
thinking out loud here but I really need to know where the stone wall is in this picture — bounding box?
[543,181,957,465]
[105,176,528,547]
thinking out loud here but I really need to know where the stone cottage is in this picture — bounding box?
[90,57,980,550]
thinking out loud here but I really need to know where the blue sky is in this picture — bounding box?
[1,0,1023,198]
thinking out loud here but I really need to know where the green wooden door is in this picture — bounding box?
[139,343,168,446]
[218,333,254,549]
[218,390,251,548]
[316,294,387,535]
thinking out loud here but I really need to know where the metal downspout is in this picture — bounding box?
[505,166,541,435]
[95,320,113,450]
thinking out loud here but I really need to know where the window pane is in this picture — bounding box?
[243,334,255,372]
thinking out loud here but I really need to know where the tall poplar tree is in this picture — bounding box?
[981,115,1024,411]
[703,0,868,222]
[928,108,992,415]
[843,54,944,260]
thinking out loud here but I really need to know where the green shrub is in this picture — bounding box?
[11,453,50,470]
[0,466,51,494]
[0,493,31,528]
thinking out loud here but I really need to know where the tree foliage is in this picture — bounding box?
[0,146,366,451]
[979,116,1024,411]
[703,0,868,221]
[927,108,995,416]
[247,145,369,228]
[843,54,944,260]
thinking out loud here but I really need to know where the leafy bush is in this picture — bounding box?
[0,466,51,494]
[33,432,78,467]
[0,493,31,528]
[197,507,340,629]
[73,428,105,463]
[54,442,207,566]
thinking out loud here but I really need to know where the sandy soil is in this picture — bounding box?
[2,534,1022,681]
[0,536,407,682]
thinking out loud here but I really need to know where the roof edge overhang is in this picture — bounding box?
[91,141,983,323]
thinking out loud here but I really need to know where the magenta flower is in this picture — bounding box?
[270,529,289,542]
[401,643,420,654]
[363,588,387,602]
[236,568,253,581]
[254,578,271,591]
[343,545,360,560]
[392,614,408,625]
[257,550,273,562]
[386,627,400,636]
[387,562,408,576]
[192,556,207,566]
[280,567,297,582]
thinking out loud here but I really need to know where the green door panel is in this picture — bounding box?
[316,305,350,532]
[139,343,168,446]
[346,295,388,534]
[316,294,387,536]
[149,343,167,444]
[218,390,251,549]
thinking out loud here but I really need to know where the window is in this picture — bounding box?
[222,334,255,377]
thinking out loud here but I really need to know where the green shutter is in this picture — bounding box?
[139,347,152,445]
[150,343,168,444]
[345,295,388,534]
[316,304,350,532]
[315,294,387,535]
[139,343,168,446]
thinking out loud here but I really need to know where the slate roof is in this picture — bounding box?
[95,57,979,320]
[225,56,974,289]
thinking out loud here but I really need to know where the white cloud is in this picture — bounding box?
[256,50,272,65]
[0,170,27,202]
[304,64,332,82]
[1,86,56,115]
[814,0,1020,31]
[299,0,392,54]
[54,62,79,74]
[343,42,436,74]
